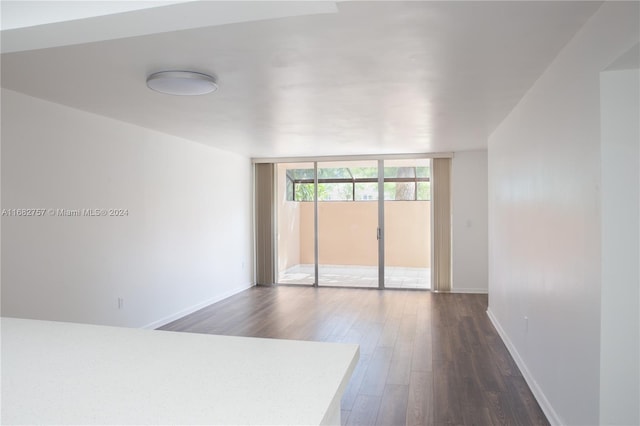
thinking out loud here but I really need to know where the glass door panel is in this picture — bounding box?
[276,162,315,285]
[383,159,431,289]
[317,160,379,288]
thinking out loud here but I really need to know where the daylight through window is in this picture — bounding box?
[286,166,431,201]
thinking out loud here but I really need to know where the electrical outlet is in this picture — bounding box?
[118,297,124,310]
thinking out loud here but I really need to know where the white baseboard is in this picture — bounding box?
[486,308,563,426]
[142,283,255,330]
[451,288,488,294]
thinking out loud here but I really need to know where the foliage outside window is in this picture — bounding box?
[286,166,431,201]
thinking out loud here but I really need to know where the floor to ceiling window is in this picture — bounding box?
[275,157,431,289]
[316,160,380,288]
[382,158,431,289]
[276,162,315,285]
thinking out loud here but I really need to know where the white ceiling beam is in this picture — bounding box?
[1,1,338,53]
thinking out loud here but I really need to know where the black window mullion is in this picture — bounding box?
[289,170,430,202]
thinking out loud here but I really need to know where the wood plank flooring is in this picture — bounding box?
[159,286,549,426]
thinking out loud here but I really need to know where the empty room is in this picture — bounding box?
[1,1,638,425]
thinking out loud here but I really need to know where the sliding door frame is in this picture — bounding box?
[314,162,319,286]
[377,159,385,289]
[261,153,452,289]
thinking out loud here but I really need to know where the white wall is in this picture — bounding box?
[1,89,254,329]
[599,68,639,426]
[451,150,488,293]
[487,2,639,425]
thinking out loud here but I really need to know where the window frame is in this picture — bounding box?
[286,167,431,201]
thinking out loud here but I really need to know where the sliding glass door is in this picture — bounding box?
[274,158,431,290]
[382,159,431,289]
[317,160,379,288]
[276,162,315,285]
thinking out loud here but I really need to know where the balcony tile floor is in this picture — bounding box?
[278,264,430,289]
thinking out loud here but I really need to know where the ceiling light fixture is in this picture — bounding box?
[146,71,218,95]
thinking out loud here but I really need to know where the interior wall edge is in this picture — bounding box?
[486,308,562,426]
[142,282,255,330]
[0,87,245,160]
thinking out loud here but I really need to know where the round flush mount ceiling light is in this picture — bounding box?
[146,71,218,95]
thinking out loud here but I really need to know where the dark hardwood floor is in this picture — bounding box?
[159,286,549,426]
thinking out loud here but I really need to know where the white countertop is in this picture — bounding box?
[1,317,359,425]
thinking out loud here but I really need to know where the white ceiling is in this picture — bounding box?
[1,1,602,158]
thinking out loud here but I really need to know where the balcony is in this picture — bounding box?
[277,160,431,290]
